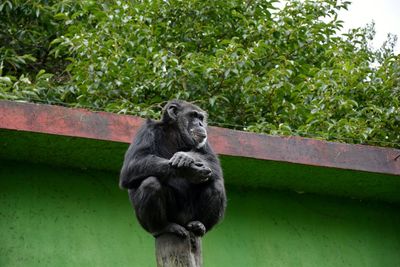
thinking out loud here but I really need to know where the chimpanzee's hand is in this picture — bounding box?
[169,152,194,168]
[188,162,212,183]
[190,162,212,178]
[169,152,212,183]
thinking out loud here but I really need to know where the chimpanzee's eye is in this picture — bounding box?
[198,114,204,121]
[191,112,204,121]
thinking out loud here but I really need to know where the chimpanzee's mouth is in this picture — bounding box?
[191,128,207,143]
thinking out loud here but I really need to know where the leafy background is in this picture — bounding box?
[1,0,399,148]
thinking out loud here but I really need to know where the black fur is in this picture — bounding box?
[120,100,226,238]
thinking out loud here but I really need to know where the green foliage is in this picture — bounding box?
[1,0,399,148]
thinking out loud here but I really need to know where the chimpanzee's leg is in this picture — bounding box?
[188,180,226,236]
[128,176,188,237]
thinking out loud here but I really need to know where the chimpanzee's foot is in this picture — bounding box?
[186,221,206,237]
[153,223,189,238]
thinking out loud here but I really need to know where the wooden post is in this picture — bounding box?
[155,233,202,267]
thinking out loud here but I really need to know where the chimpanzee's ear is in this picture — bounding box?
[163,102,179,122]
[167,104,178,120]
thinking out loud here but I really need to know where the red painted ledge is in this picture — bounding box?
[1,100,399,176]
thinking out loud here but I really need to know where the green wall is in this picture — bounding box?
[1,160,400,267]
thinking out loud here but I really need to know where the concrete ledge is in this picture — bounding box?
[1,100,399,176]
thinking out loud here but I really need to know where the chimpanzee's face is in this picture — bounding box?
[163,100,208,149]
[184,108,207,148]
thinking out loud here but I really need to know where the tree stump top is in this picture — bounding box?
[155,233,202,267]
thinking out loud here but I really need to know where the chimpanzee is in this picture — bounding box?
[119,100,226,238]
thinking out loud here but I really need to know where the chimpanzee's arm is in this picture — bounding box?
[119,124,175,189]
[120,154,175,189]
